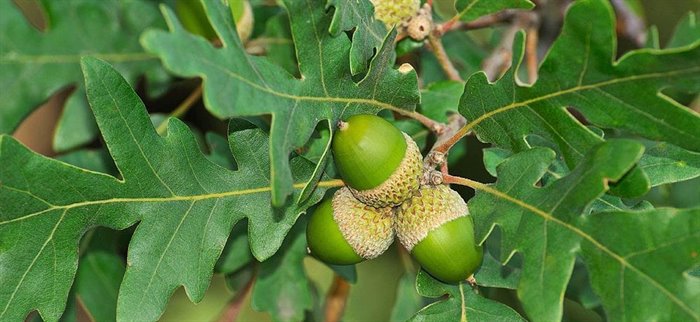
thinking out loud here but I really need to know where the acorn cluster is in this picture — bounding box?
[306,115,483,284]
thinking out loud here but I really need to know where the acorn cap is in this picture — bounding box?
[348,132,422,208]
[370,0,421,27]
[333,115,422,208]
[306,188,395,265]
[404,7,433,41]
[396,185,483,283]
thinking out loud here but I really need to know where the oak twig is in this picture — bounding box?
[397,109,447,134]
[324,274,351,322]
[217,272,256,322]
[427,34,463,82]
[525,22,540,84]
[156,84,204,135]
[437,11,513,36]
[430,114,468,155]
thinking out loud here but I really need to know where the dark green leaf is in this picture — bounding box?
[587,194,652,213]
[251,221,312,322]
[473,252,520,290]
[459,0,700,172]
[142,0,419,206]
[469,140,700,321]
[327,0,389,75]
[410,271,525,322]
[579,207,700,321]
[74,230,126,322]
[0,57,332,322]
[328,264,358,284]
[390,273,424,322]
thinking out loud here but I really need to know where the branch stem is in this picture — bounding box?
[156,84,203,135]
[432,122,470,154]
[428,34,463,82]
[324,274,351,322]
[525,25,539,84]
[437,11,513,35]
[217,271,255,322]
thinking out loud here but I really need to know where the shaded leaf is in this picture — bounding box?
[251,220,312,322]
[55,149,118,175]
[328,263,358,284]
[640,141,700,187]
[215,221,253,275]
[390,273,424,322]
[203,132,236,170]
[473,252,520,290]
[0,57,333,322]
[667,11,700,48]
[327,0,389,75]
[260,12,298,76]
[419,81,464,123]
[410,271,525,322]
[0,0,167,151]
[74,229,126,322]
[587,194,652,213]
[453,0,534,22]
[142,0,419,206]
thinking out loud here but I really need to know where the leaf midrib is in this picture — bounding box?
[0,179,343,226]
[197,51,411,116]
[463,66,700,135]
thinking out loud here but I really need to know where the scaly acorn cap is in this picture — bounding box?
[370,0,421,28]
[332,115,422,208]
[404,5,433,41]
[396,185,483,283]
[348,132,422,207]
[306,188,395,265]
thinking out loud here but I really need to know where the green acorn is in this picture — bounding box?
[396,185,483,283]
[306,188,395,265]
[332,115,422,208]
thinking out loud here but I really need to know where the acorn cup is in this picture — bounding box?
[332,115,423,208]
[370,0,421,27]
[395,185,483,284]
[306,188,395,265]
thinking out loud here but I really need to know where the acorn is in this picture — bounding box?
[306,188,395,265]
[370,0,421,28]
[395,185,483,283]
[332,115,422,208]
